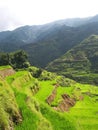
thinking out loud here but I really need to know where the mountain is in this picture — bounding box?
[0,14,97,51]
[1,14,98,67]
[22,22,98,67]
[0,22,74,52]
[46,35,98,84]
[0,25,43,52]
[21,25,77,67]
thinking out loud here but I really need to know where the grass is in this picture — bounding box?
[35,81,55,102]
[6,71,32,90]
[67,84,98,130]
[6,70,53,130]
[0,76,21,130]
[34,80,76,130]
[40,102,76,130]
[15,92,39,130]
[9,71,76,130]
[34,78,98,130]
[69,101,98,130]
[52,86,75,106]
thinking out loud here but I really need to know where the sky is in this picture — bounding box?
[0,0,98,31]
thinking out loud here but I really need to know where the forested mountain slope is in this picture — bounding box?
[46,35,98,84]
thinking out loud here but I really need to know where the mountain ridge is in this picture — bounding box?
[22,22,98,67]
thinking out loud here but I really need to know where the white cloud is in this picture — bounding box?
[0,0,98,31]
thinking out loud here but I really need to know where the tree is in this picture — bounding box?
[0,53,10,65]
[11,50,30,69]
[0,50,30,69]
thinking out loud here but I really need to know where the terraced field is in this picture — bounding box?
[0,66,98,130]
[5,67,76,130]
[34,81,98,130]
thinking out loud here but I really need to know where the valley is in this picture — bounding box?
[0,14,98,130]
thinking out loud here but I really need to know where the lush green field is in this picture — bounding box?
[34,80,98,130]
[0,65,98,130]
[35,81,55,102]
[5,67,76,130]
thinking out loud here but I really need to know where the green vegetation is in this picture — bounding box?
[15,92,53,130]
[28,67,56,80]
[47,35,98,85]
[0,65,98,130]
[35,78,98,130]
[56,76,76,87]
[0,65,11,70]
[35,81,55,102]
[0,76,22,130]
[1,15,98,130]
[6,70,54,130]
[69,84,98,130]
[0,14,98,130]
[40,103,76,130]
[22,22,98,68]
[0,50,30,69]
[0,66,76,130]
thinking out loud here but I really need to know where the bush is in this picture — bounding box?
[28,67,43,78]
[39,70,56,81]
[56,76,75,87]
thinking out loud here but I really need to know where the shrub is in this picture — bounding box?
[39,70,56,81]
[28,67,42,78]
[56,76,75,87]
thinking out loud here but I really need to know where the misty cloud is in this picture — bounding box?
[0,7,23,31]
[0,0,98,32]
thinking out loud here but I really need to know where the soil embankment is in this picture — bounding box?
[0,68,15,78]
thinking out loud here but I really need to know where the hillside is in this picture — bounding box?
[0,25,43,52]
[0,65,98,130]
[0,67,22,130]
[0,66,76,130]
[46,35,98,84]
